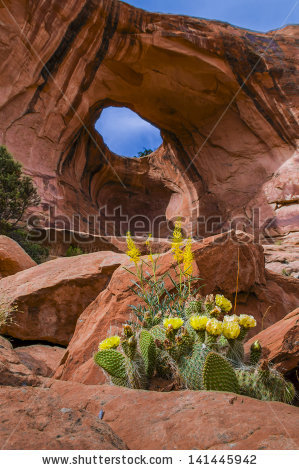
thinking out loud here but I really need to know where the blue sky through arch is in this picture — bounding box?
[95,107,162,158]
[96,1,298,157]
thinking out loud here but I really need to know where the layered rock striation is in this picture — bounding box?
[0,0,298,241]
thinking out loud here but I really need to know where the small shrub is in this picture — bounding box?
[0,146,40,227]
[282,268,291,277]
[66,245,83,257]
[135,148,153,158]
[0,146,48,264]
[8,227,49,264]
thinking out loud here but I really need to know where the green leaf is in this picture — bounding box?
[94,350,127,378]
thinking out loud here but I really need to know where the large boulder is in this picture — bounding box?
[0,336,41,387]
[0,386,127,450]
[0,251,127,345]
[15,344,65,377]
[49,380,299,450]
[264,244,299,279]
[0,235,36,279]
[244,307,299,373]
[55,231,299,384]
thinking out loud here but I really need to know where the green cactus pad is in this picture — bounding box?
[236,367,295,404]
[150,325,166,342]
[94,350,127,379]
[121,337,137,360]
[202,352,239,393]
[179,343,208,390]
[139,330,156,377]
[235,369,258,399]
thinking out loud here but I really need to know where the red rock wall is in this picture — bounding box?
[0,0,298,239]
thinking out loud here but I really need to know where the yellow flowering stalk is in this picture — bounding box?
[163,317,184,330]
[171,220,185,298]
[222,320,240,340]
[171,220,184,264]
[126,231,141,265]
[145,233,152,247]
[183,238,193,276]
[215,294,232,313]
[99,336,120,350]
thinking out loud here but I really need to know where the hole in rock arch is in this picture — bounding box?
[95,107,162,158]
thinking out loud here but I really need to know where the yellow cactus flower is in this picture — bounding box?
[171,220,184,263]
[126,231,141,264]
[163,317,184,330]
[99,335,120,350]
[239,314,257,329]
[222,320,240,339]
[189,315,209,331]
[215,294,232,313]
[206,318,223,336]
[183,238,194,276]
[223,314,240,323]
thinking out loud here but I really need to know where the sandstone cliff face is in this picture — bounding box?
[0,0,298,241]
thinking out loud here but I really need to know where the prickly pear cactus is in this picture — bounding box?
[94,331,152,389]
[236,362,295,404]
[93,288,295,405]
